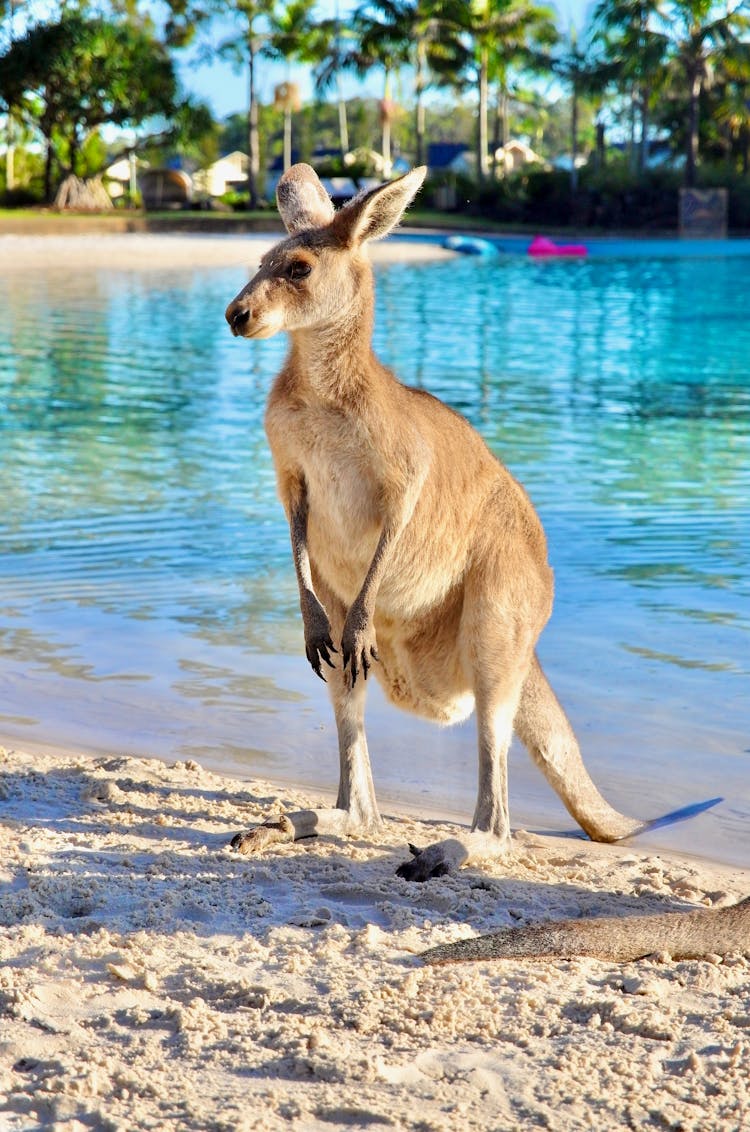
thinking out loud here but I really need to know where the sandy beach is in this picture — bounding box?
[1,745,749,1131]
[2,230,749,1128]
[0,229,456,274]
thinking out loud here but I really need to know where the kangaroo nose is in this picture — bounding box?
[226,302,251,337]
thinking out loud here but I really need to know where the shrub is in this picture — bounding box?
[1,185,44,207]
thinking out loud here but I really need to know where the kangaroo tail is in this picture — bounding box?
[515,655,648,842]
[421,897,750,964]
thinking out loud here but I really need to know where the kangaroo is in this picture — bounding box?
[421,896,750,963]
[224,163,650,882]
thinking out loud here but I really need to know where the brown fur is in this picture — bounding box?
[224,164,645,881]
[421,897,750,964]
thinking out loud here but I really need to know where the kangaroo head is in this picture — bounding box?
[225,163,426,340]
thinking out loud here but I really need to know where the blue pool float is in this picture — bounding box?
[443,234,497,257]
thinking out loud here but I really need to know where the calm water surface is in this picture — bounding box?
[1,247,748,864]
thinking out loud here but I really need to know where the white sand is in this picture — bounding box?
[0,231,455,274]
[1,745,749,1131]
[2,232,749,1127]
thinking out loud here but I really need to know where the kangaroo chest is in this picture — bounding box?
[269,399,384,592]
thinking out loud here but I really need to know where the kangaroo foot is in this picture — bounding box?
[396,831,512,882]
[230,806,373,855]
[396,842,456,881]
[230,815,295,855]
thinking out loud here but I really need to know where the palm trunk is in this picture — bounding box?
[6,131,14,192]
[336,73,349,158]
[44,138,54,203]
[629,85,638,175]
[283,108,292,171]
[247,31,260,209]
[595,119,605,171]
[637,11,649,177]
[415,38,426,166]
[69,129,80,180]
[6,0,15,191]
[492,85,509,175]
[686,68,701,188]
[477,44,489,180]
[639,84,650,175]
[382,69,392,179]
[570,84,579,194]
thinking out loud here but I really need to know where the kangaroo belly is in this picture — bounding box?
[373,634,475,725]
[373,586,474,726]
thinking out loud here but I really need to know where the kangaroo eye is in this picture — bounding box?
[287,260,312,281]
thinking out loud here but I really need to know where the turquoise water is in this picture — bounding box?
[1,248,748,864]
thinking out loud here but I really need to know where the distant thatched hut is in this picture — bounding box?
[140,168,192,209]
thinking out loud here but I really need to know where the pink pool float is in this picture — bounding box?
[528,234,588,258]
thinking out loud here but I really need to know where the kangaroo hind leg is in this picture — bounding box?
[515,653,644,843]
[397,624,529,881]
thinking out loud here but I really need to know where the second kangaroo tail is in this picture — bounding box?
[422,897,750,964]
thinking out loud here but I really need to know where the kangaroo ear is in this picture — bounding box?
[276,164,335,235]
[332,167,427,247]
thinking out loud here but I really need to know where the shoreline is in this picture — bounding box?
[2,728,743,878]
[0,229,457,274]
[1,742,749,1130]
[3,229,749,1126]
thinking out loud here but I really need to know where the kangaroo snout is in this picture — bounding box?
[226,299,251,337]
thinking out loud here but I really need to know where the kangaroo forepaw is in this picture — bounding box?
[305,632,338,681]
[230,815,295,855]
[396,842,453,882]
[302,599,337,681]
[341,620,379,687]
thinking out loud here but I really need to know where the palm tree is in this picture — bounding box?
[663,0,750,186]
[550,27,598,192]
[321,3,413,177]
[465,0,558,180]
[711,51,750,171]
[264,0,318,171]
[1,0,25,191]
[309,7,355,159]
[347,1,466,167]
[590,0,669,174]
[211,0,275,208]
[214,0,317,199]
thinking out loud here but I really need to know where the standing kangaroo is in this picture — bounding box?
[224,163,649,883]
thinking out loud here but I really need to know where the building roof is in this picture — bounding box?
[427,142,470,169]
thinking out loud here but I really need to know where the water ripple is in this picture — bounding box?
[0,254,748,862]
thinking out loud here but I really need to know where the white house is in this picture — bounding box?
[104,154,141,199]
[494,140,545,174]
[194,151,248,197]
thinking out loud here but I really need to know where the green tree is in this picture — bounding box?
[0,11,200,201]
[264,0,318,170]
[463,0,558,180]
[663,0,750,185]
[590,0,669,174]
[550,27,602,191]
